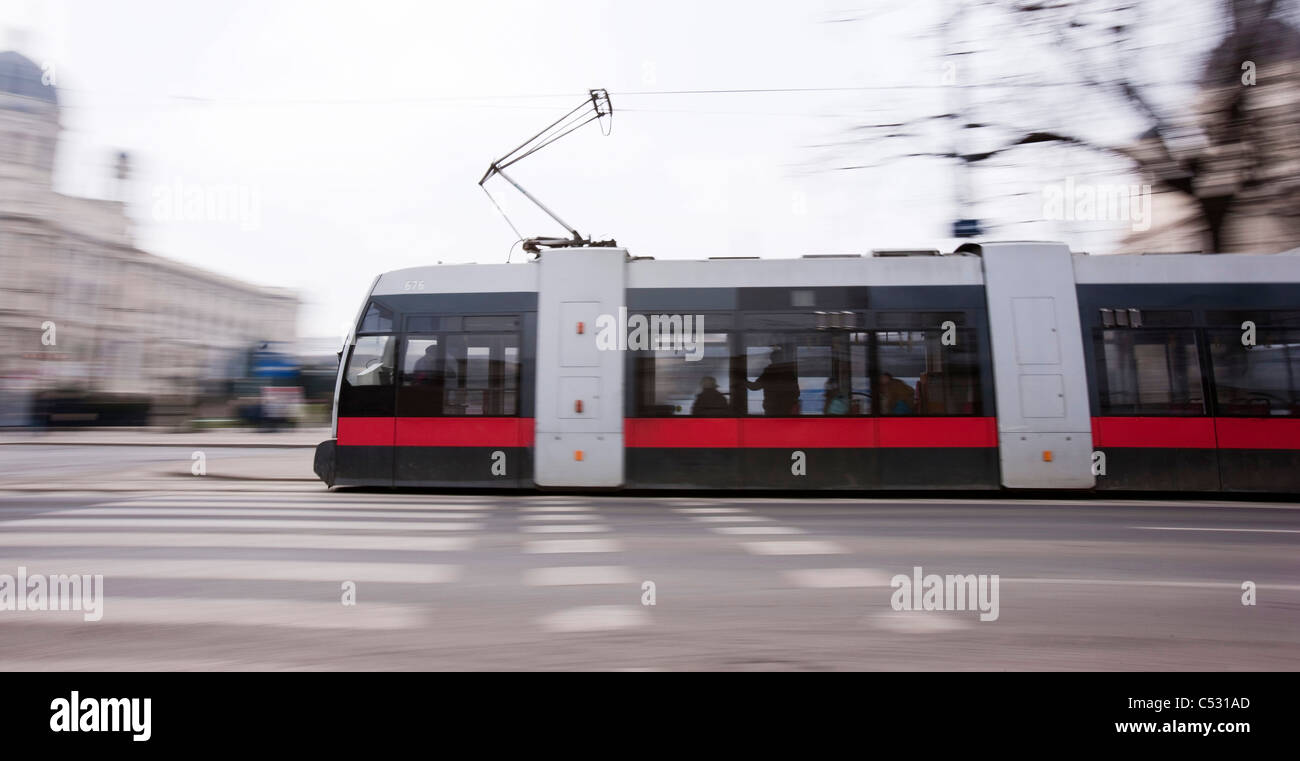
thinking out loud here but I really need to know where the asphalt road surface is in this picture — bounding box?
[1,475,1296,670]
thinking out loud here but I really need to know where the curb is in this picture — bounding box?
[175,474,318,482]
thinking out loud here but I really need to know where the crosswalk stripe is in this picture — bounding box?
[522,539,623,554]
[741,541,847,556]
[519,513,599,521]
[1002,577,1300,591]
[523,566,637,586]
[3,518,484,531]
[867,611,971,633]
[1132,526,1300,534]
[689,515,771,523]
[711,525,805,535]
[519,506,595,513]
[535,605,649,633]
[784,568,893,588]
[68,508,486,520]
[671,507,747,514]
[521,524,610,534]
[0,559,460,584]
[0,599,429,630]
[0,533,474,551]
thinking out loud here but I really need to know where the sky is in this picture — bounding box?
[2,0,1230,339]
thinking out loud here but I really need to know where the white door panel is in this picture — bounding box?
[982,243,1094,488]
[534,249,626,487]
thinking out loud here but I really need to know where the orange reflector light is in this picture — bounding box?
[1042,450,1053,462]
[574,450,584,461]
[574,400,583,413]
[576,321,584,334]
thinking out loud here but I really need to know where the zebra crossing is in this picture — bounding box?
[669,500,896,604]
[1,486,1294,670]
[0,532,474,551]
[0,492,890,640]
[0,492,478,631]
[668,499,988,634]
[671,501,849,555]
[0,492,660,637]
[516,499,650,633]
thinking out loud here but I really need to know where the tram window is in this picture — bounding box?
[1129,310,1193,328]
[464,346,490,415]
[1207,310,1300,328]
[345,335,396,387]
[875,330,981,416]
[463,315,521,332]
[848,333,870,415]
[743,332,868,416]
[340,335,396,417]
[636,333,733,417]
[744,313,822,331]
[402,338,441,382]
[1208,328,1300,416]
[406,316,455,333]
[441,333,520,417]
[407,316,436,333]
[876,312,966,330]
[503,346,519,416]
[398,337,448,416]
[358,302,393,333]
[1095,329,1205,415]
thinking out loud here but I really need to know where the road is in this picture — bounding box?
[0,444,1297,670]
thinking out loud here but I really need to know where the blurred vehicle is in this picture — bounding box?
[316,242,1300,493]
[230,341,302,430]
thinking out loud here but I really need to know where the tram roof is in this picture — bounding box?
[369,244,1300,296]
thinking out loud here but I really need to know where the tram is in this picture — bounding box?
[312,241,1300,492]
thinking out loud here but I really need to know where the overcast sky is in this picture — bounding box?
[3,0,1226,338]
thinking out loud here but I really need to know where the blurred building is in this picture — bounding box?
[0,50,298,423]
[1121,18,1300,254]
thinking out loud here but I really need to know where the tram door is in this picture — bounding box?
[533,248,627,487]
[394,331,525,487]
[981,242,1095,488]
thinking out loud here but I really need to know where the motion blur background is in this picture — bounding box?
[0,0,1297,431]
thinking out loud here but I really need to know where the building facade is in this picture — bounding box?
[1120,19,1300,254]
[0,51,297,423]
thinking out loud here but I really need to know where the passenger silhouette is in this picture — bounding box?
[691,376,730,416]
[877,372,915,415]
[411,344,449,414]
[823,378,850,415]
[413,345,439,383]
[747,347,800,416]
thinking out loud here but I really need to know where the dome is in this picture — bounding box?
[0,50,58,105]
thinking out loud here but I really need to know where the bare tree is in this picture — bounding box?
[837,0,1300,252]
